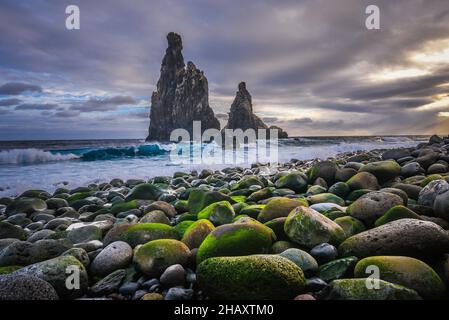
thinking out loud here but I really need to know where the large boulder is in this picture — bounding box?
[188,189,232,215]
[339,219,449,258]
[197,255,305,299]
[354,256,445,299]
[284,206,346,248]
[196,222,276,264]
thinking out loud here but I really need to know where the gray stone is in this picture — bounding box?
[160,264,186,288]
[89,269,126,296]
[67,225,102,244]
[90,241,132,277]
[0,274,59,300]
[164,287,194,300]
[418,179,449,207]
[0,221,27,240]
[13,255,88,299]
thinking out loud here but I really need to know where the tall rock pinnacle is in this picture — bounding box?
[146,32,220,141]
[225,82,288,138]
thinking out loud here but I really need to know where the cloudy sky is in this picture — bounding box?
[0,0,449,140]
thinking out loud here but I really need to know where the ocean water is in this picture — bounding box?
[0,136,428,196]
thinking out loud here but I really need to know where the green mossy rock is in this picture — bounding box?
[125,183,163,201]
[181,219,215,249]
[354,256,446,299]
[0,221,28,240]
[374,205,422,227]
[328,182,350,198]
[359,160,401,184]
[197,255,306,299]
[275,172,308,193]
[264,217,288,241]
[139,210,170,224]
[247,188,274,202]
[284,206,346,248]
[334,216,366,237]
[239,204,266,219]
[67,192,91,203]
[346,172,379,191]
[122,223,179,247]
[323,279,421,300]
[307,161,339,186]
[306,193,345,206]
[319,256,359,282]
[173,220,195,237]
[110,200,139,215]
[230,195,246,203]
[197,201,235,226]
[279,248,319,276]
[188,189,232,215]
[5,197,47,216]
[306,185,327,196]
[257,197,306,223]
[176,213,197,223]
[323,210,348,221]
[133,239,190,277]
[196,223,276,264]
[231,176,265,190]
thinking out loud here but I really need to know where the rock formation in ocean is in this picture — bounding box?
[224,82,288,139]
[146,32,220,141]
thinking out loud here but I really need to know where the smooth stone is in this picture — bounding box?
[310,243,338,264]
[433,190,449,220]
[61,247,90,268]
[90,241,133,277]
[278,248,319,276]
[67,225,102,244]
[284,206,346,248]
[164,287,194,300]
[139,210,171,225]
[160,264,186,288]
[305,277,328,292]
[119,282,140,296]
[400,162,424,178]
[0,221,27,240]
[5,197,47,216]
[141,292,163,300]
[346,172,379,191]
[319,256,359,282]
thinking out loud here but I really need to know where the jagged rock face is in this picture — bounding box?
[226,82,267,132]
[147,32,220,141]
[225,82,288,138]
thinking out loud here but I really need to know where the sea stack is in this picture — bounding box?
[224,82,288,138]
[146,32,220,141]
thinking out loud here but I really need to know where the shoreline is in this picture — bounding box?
[0,134,448,300]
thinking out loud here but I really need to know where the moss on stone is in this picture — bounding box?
[374,205,422,227]
[122,223,179,247]
[110,200,139,215]
[181,219,215,249]
[196,223,276,264]
[334,216,366,237]
[354,256,446,299]
[173,220,195,237]
[197,255,305,299]
[197,201,235,225]
[257,197,307,223]
[306,193,345,206]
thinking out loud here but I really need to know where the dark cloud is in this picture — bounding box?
[15,103,58,110]
[72,95,137,112]
[0,82,42,95]
[0,0,449,138]
[0,98,21,106]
